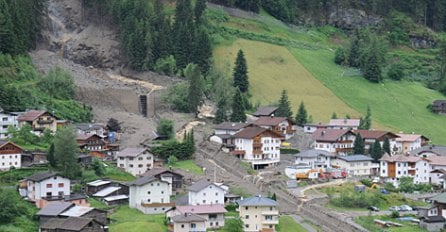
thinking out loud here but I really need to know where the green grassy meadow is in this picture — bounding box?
[109,206,167,232]
[165,160,204,175]
[276,216,308,232]
[356,215,427,232]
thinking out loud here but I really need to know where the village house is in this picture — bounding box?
[424,156,446,186]
[170,213,207,232]
[210,122,252,151]
[418,204,445,232]
[0,111,19,139]
[58,205,107,225]
[75,123,106,137]
[18,110,57,135]
[380,154,430,187]
[327,119,361,130]
[126,175,173,214]
[430,169,446,187]
[331,155,376,176]
[117,148,154,176]
[142,167,184,194]
[253,116,295,139]
[237,196,279,232]
[353,130,399,154]
[311,129,356,155]
[40,217,106,232]
[294,149,334,169]
[410,145,446,157]
[37,202,74,225]
[0,140,23,170]
[432,100,446,115]
[252,106,278,117]
[303,122,327,133]
[188,179,225,206]
[231,127,283,169]
[76,134,107,152]
[395,133,429,154]
[167,204,227,229]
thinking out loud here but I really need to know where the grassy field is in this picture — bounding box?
[109,206,167,232]
[214,38,359,121]
[276,216,309,232]
[356,215,427,232]
[165,160,204,175]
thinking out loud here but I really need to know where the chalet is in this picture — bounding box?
[232,127,283,169]
[142,167,184,194]
[18,110,57,135]
[40,217,106,232]
[331,155,376,176]
[395,133,429,154]
[253,116,295,139]
[237,196,279,232]
[167,204,227,229]
[311,129,356,155]
[0,111,19,139]
[432,100,446,115]
[380,154,430,187]
[294,149,334,169]
[127,175,174,214]
[76,134,106,152]
[117,148,154,176]
[0,140,24,170]
[188,179,225,206]
[170,213,207,232]
[327,119,361,130]
[353,130,399,153]
[252,106,278,117]
[210,122,252,150]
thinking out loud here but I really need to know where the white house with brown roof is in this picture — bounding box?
[18,110,57,135]
[127,175,173,214]
[23,172,71,208]
[311,129,356,155]
[253,116,295,139]
[396,133,429,154]
[170,213,207,232]
[354,130,399,153]
[167,204,227,229]
[331,155,376,176]
[232,127,283,169]
[237,196,279,232]
[380,154,430,187]
[117,148,153,176]
[327,119,361,130]
[210,122,252,150]
[188,180,225,206]
[0,140,23,170]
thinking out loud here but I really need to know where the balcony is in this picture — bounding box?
[249,158,279,165]
[262,220,279,225]
[37,119,54,124]
[262,210,279,215]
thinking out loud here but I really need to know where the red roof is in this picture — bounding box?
[176,204,227,214]
[254,117,291,126]
[312,129,354,142]
[354,130,399,140]
[18,110,50,122]
[233,127,283,139]
[380,153,422,162]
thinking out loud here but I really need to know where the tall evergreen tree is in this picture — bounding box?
[233,50,249,93]
[295,101,308,126]
[173,0,195,69]
[383,137,391,155]
[276,90,293,118]
[363,47,382,83]
[353,134,365,154]
[230,89,247,122]
[48,143,56,168]
[153,0,172,61]
[187,64,203,114]
[214,97,228,124]
[348,31,361,67]
[370,140,383,162]
[331,112,338,119]
[195,0,207,23]
[54,126,81,179]
[0,0,19,55]
[193,27,212,74]
[364,105,372,129]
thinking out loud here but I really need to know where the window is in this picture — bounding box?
[46,192,52,197]
[245,215,249,219]
[2,117,7,121]
[138,164,143,168]
[147,156,152,160]
[147,199,151,202]
[119,157,124,160]
[191,223,196,229]
[138,157,143,160]
[58,183,64,188]
[203,193,206,196]
[119,164,124,167]
[181,224,184,228]
[129,164,133,168]
[148,191,151,194]
[210,222,213,226]
[47,184,52,188]
[245,206,248,210]
[245,224,249,228]
[265,215,273,220]
[216,222,219,226]
[129,157,134,161]
[270,207,274,211]
[209,214,217,220]
[58,191,64,196]
[161,191,164,194]
[203,200,206,203]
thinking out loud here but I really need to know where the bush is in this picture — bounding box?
[334,47,346,65]
[154,56,177,76]
[225,203,237,212]
[280,148,300,154]
[162,82,190,112]
[391,210,400,218]
[387,63,405,80]
[360,179,373,187]
[156,119,174,139]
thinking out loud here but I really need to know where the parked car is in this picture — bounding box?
[368,206,380,212]
[399,205,413,211]
[389,206,400,211]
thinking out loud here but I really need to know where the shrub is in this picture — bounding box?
[156,119,174,139]
[391,210,400,218]
[38,67,75,100]
[387,63,405,80]
[225,203,237,212]
[154,56,177,76]
[360,179,373,187]
[334,47,346,65]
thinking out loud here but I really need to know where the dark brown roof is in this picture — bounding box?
[76,134,103,141]
[213,122,251,131]
[26,171,59,182]
[117,148,150,158]
[18,110,51,122]
[40,217,102,231]
[252,106,278,116]
[254,116,291,126]
[312,129,353,142]
[0,140,23,151]
[233,127,283,139]
[37,202,74,216]
[353,130,399,140]
[142,167,183,178]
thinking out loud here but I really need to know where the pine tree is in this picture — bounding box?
[295,101,308,126]
[193,27,212,74]
[187,64,203,114]
[48,143,56,168]
[153,0,172,61]
[0,0,19,55]
[348,31,361,67]
[230,89,247,122]
[353,134,365,154]
[233,49,249,93]
[214,97,228,124]
[383,137,391,155]
[363,47,382,83]
[54,126,81,179]
[370,140,383,162]
[195,0,207,24]
[364,106,372,129]
[276,90,293,118]
[331,112,338,119]
[173,0,195,70]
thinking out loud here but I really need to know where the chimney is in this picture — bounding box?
[184,213,187,217]
[321,131,326,136]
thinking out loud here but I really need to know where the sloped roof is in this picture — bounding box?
[87,179,111,187]
[75,123,105,131]
[59,205,95,217]
[171,213,206,223]
[338,155,373,162]
[396,133,427,142]
[176,204,227,214]
[142,167,183,178]
[312,129,353,142]
[431,192,446,204]
[104,194,128,202]
[233,127,283,139]
[237,196,278,206]
[213,122,251,130]
[18,110,50,122]
[26,171,60,182]
[410,145,446,156]
[254,116,290,126]
[294,149,334,158]
[93,186,121,197]
[380,154,422,162]
[126,176,162,186]
[117,148,149,158]
[188,179,224,192]
[328,119,360,127]
[253,106,278,116]
[37,202,74,216]
[0,140,23,151]
[425,156,446,166]
[76,133,103,141]
[354,130,399,140]
[40,217,100,231]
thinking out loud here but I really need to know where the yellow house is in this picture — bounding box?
[18,110,57,135]
[237,196,279,232]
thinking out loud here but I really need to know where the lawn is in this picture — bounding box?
[214,38,359,121]
[290,47,446,144]
[165,160,204,175]
[82,163,135,183]
[356,215,427,232]
[276,216,308,232]
[109,206,167,232]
